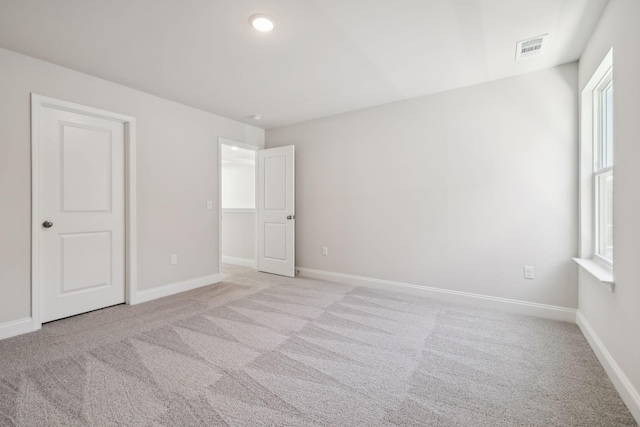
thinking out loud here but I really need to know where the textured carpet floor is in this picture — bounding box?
[0,265,635,426]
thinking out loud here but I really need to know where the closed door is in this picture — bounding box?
[257,146,295,277]
[39,106,126,323]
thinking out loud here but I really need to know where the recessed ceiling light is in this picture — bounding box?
[249,113,263,120]
[249,14,276,32]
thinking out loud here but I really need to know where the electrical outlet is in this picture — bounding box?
[207,201,213,210]
[523,266,534,280]
[322,247,328,256]
[171,254,178,265]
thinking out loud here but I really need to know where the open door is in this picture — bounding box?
[258,146,295,277]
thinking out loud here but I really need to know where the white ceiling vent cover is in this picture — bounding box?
[515,34,548,61]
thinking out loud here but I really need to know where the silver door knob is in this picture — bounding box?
[42,221,53,228]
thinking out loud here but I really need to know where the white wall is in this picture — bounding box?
[222,213,255,262]
[266,64,578,309]
[577,0,640,420]
[222,163,255,209]
[221,151,257,263]
[0,47,264,325]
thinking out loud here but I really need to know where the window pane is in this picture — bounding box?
[596,171,613,261]
[603,84,613,168]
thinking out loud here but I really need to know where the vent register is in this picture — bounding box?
[515,34,548,61]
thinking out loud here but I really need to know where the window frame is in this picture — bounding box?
[592,70,613,266]
[575,48,614,290]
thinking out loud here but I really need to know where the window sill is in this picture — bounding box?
[573,258,614,292]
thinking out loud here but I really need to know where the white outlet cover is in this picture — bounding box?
[523,266,535,279]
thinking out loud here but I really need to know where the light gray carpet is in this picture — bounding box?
[0,265,635,426]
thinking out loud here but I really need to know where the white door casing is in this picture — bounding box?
[257,146,295,277]
[31,95,137,328]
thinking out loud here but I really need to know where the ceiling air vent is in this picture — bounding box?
[515,34,548,61]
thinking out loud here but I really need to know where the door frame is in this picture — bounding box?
[30,94,138,330]
[217,138,259,274]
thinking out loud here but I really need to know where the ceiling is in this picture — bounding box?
[0,0,608,129]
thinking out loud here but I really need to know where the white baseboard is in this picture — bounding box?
[222,256,256,269]
[297,267,577,323]
[133,274,222,304]
[577,311,640,423]
[0,317,34,341]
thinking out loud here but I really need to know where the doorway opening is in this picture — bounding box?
[218,139,258,275]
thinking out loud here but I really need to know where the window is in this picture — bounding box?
[575,49,614,290]
[593,69,613,264]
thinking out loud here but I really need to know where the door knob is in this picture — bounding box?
[287,215,295,220]
[42,221,53,228]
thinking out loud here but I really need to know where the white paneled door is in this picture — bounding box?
[39,105,126,323]
[258,146,295,277]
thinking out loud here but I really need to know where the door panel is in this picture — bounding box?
[258,146,295,277]
[60,232,112,294]
[264,155,287,210]
[40,107,125,323]
[61,124,112,212]
[264,223,287,261]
